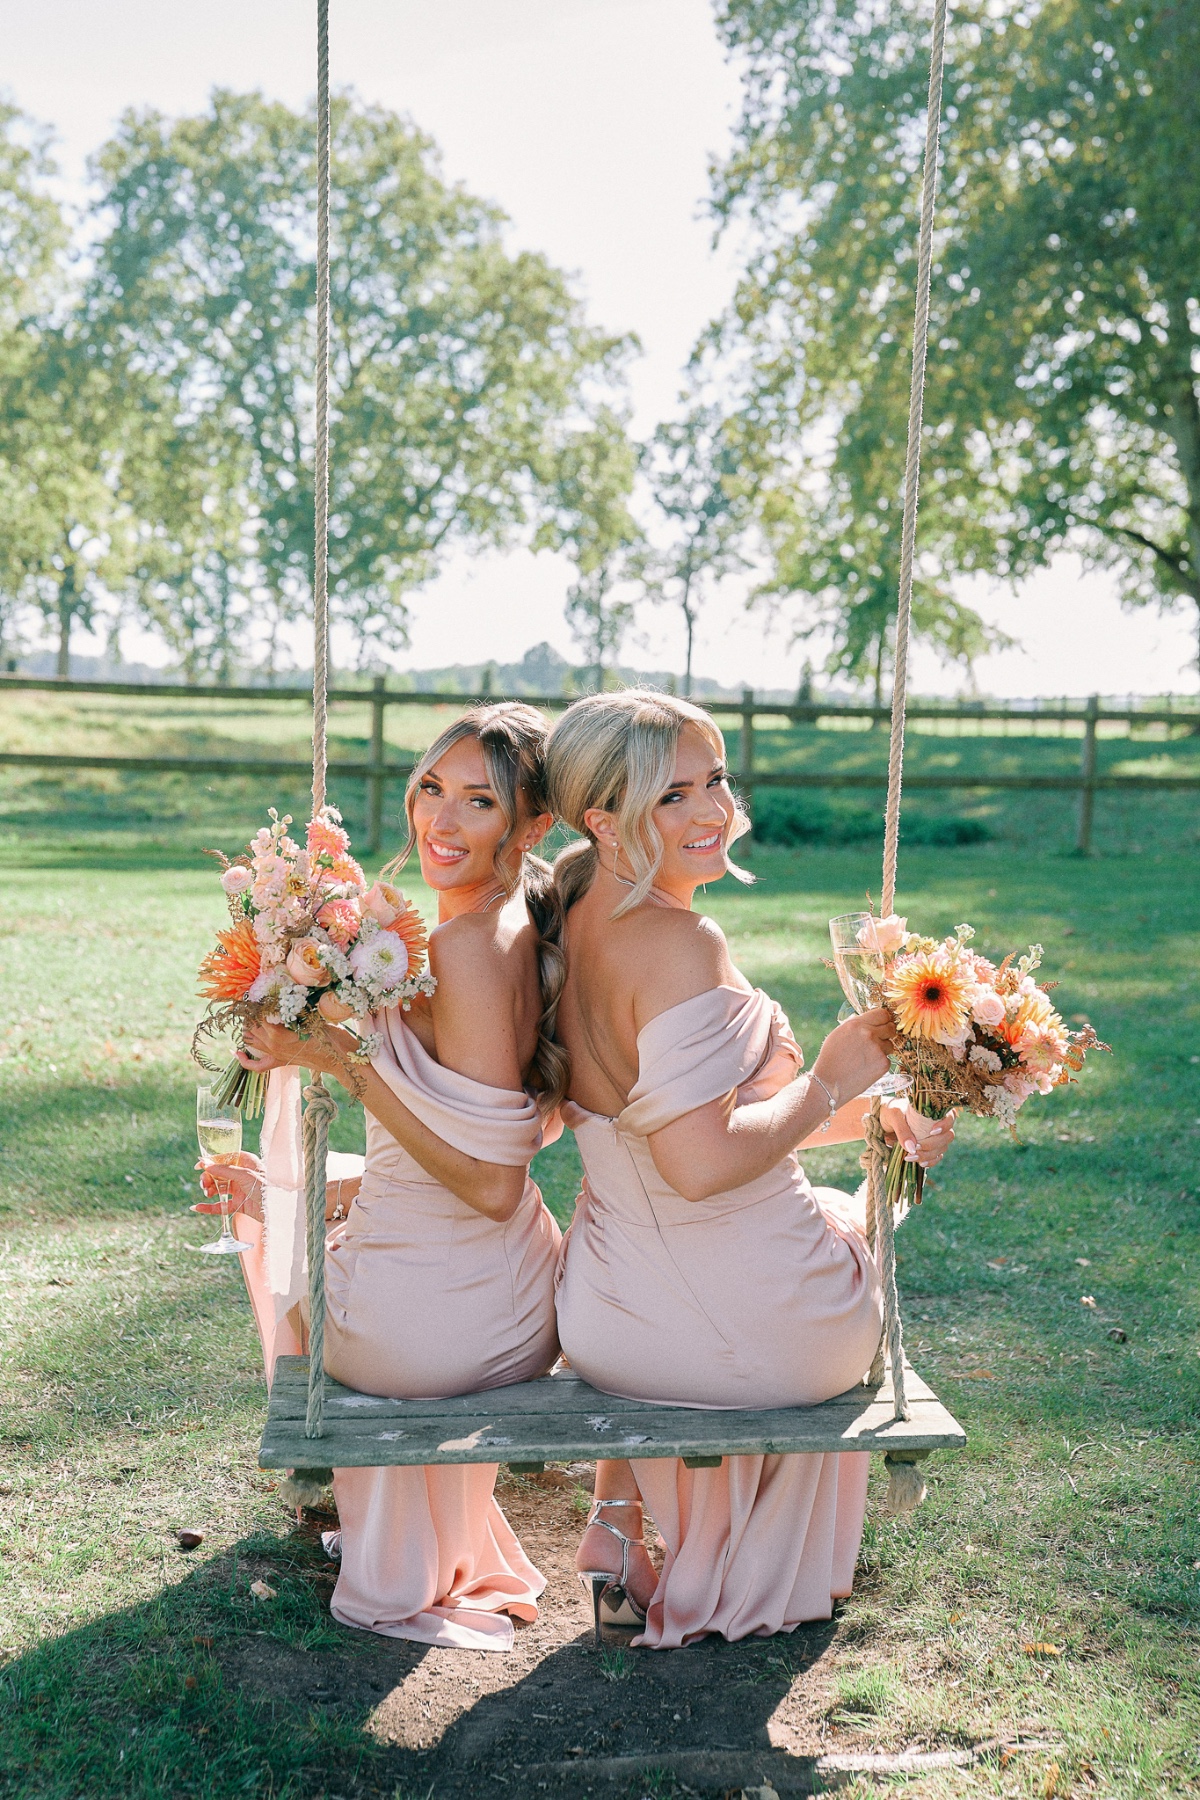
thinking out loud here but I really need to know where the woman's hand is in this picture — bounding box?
[810,1007,895,1108]
[193,1150,265,1221]
[239,1019,357,1076]
[238,1021,306,1072]
[879,1099,956,1169]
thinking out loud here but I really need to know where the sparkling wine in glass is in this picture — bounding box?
[829,913,886,1013]
[828,913,910,1097]
[192,1084,251,1256]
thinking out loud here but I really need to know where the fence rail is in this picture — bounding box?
[3,675,1198,855]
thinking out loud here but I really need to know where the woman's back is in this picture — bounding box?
[327,896,562,1401]
[557,879,747,1117]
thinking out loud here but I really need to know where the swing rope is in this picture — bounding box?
[303,0,335,1442]
[296,0,952,1452]
[870,0,951,1430]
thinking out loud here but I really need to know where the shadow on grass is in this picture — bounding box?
[0,1527,408,1800]
[0,1530,843,1800]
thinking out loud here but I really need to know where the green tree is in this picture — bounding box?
[0,103,74,665]
[712,0,1200,681]
[538,408,642,689]
[86,90,630,672]
[1,331,139,677]
[636,403,753,697]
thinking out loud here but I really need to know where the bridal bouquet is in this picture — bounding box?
[849,915,1106,1206]
[193,806,433,1114]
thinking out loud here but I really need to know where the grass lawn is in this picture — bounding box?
[1,789,1199,1796]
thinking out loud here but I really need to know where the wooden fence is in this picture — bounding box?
[3,673,1198,856]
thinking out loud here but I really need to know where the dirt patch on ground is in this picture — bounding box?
[217,1468,974,1799]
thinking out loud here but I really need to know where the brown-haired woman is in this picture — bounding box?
[545,690,954,1649]
[198,703,567,1651]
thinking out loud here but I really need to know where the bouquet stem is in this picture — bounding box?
[885,1140,925,1211]
[211,1057,268,1119]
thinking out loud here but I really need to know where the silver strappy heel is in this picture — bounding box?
[577,1497,648,1646]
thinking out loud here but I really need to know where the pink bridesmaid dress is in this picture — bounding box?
[239,1005,562,1652]
[556,984,883,1649]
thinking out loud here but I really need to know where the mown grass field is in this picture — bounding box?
[1,699,1199,1798]
[2,682,1199,862]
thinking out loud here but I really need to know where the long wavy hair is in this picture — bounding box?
[384,702,569,1114]
[544,689,751,916]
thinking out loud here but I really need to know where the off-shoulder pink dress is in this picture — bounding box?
[240,1006,561,1652]
[556,984,883,1649]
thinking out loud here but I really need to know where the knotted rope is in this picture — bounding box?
[864,1102,907,1420]
[302,0,335,1443]
[302,1079,337,1436]
[880,0,949,919]
[864,0,950,1439]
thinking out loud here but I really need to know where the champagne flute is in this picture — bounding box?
[828,913,910,1098]
[191,1084,251,1256]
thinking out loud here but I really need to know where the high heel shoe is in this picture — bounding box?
[577,1498,648,1646]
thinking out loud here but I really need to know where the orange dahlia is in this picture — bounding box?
[316,897,361,947]
[307,815,350,859]
[198,918,262,1000]
[382,895,429,969]
[886,949,973,1041]
[317,852,367,893]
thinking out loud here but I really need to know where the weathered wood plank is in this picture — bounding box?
[259,1357,965,1470]
[265,1359,945,1417]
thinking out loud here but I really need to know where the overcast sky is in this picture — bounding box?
[4,0,1195,695]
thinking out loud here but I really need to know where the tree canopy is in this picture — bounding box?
[77,89,630,673]
[711,0,1200,681]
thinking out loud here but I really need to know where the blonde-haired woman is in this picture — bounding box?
[199,703,565,1651]
[546,690,954,1648]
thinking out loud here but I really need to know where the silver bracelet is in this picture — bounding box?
[808,1071,839,1133]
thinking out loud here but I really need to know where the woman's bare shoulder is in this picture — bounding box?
[427,909,533,995]
[612,908,742,1027]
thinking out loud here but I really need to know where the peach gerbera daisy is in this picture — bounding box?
[886,949,973,1041]
[198,919,262,1000]
[381,894,429,969]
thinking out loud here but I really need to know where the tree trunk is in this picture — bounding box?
[1164,301,1200,676]
[683,606,695,699]
[871,627,886,721]
[56,565,77,680]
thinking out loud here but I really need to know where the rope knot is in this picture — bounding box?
[302,1080,339,1123]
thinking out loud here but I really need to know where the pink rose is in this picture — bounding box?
[858,913,907,955]
[284,936,333,988]
[362,880,406,927]
[221,865,253,897]
[969,986,1006,1030]
[933,1020,972,1058]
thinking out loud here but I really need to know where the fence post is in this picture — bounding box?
[1075,692,1100,855]
[740,687,755,844]
[366,674,387,857]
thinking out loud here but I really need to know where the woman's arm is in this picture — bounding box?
[241,923,534,1223]
[797,1095,956,1163]
[617,913,893,1200]
[646,1007,895,1200]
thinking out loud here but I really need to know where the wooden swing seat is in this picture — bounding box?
[259,1355,965,1474]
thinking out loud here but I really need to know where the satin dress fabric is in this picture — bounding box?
[240,1005,561,1652]
[556,984,883,1649]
